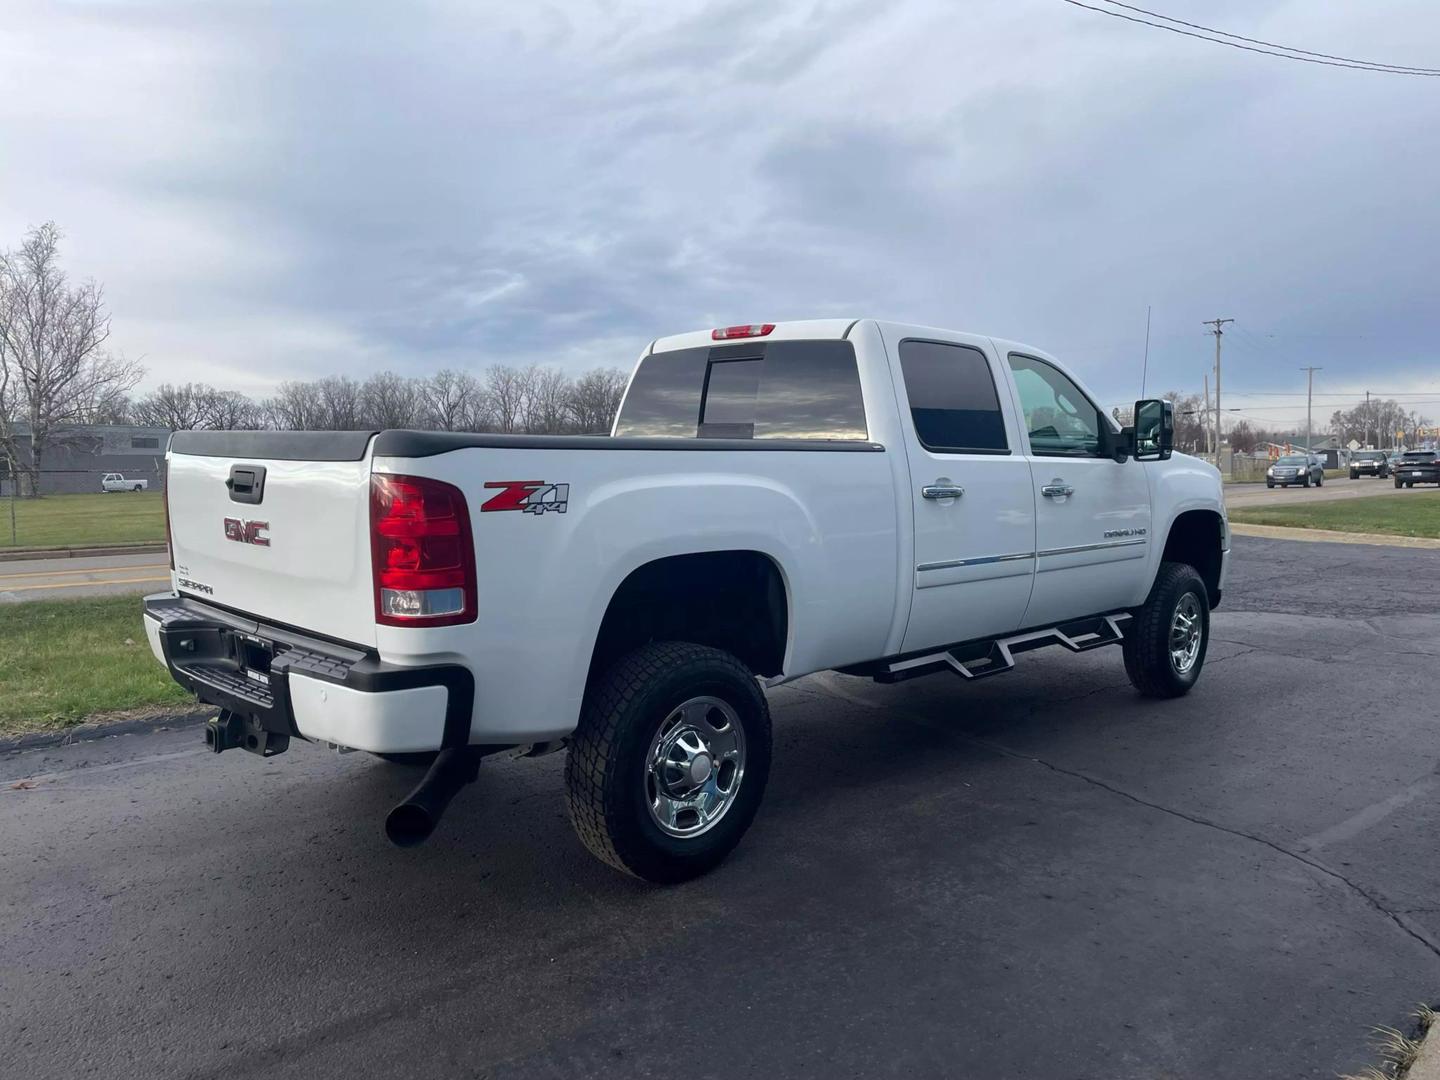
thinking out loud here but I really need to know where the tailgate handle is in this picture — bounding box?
[227,465,266,505]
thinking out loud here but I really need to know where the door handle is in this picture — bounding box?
[1041,481,1074,498]
[922,484,965,500]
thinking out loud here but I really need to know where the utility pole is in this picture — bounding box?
[1300,366,1322,455]
[1203,318,1233,468]
[1365,390,1372,449]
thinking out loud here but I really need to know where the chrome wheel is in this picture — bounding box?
[1169,592,1203,674]
[646,696,746,838]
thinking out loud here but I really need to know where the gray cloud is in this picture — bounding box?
[1,0,1437,417]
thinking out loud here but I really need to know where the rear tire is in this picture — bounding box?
[565,641,772,883]
[1123,562,1210,699]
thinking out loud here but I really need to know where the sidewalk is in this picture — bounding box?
[1229,522,1440,549]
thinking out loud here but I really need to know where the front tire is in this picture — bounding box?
[1316,473,1323,487]
[1266,481,1274,489]
[1396,477,1404,488]
[566,641,772,883]
[1123,562,1210,699]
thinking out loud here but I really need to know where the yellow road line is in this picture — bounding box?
[5,575,172,593]
[0,563,168,581]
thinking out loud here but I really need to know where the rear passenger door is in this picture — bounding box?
[883,331,1037,654]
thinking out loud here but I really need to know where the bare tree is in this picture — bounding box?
[1329,398,1432,449]
[568,367,628,433]
[526,366,573,434]
[133,383,207,430]
[486,365,530,434]
[264,380,327,430]
[1161,391,1210,455]
[1228,420,1259,454]
[199,389,262,430]
[0,222,142,495]
[84,385,133,426]
[419,369,483,431]
[361,371,421,429]
[315,375,366,429]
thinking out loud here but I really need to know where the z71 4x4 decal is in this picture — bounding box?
[480,480,570,515]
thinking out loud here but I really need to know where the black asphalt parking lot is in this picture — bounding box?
[4,534,1440,1079]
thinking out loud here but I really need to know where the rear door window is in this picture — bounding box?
[896,340,1008,453]
[615,340,867,440]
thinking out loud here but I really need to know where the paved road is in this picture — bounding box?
[4,536,1440,1079]
[1225,472,1434,508]
[0,552,170,603]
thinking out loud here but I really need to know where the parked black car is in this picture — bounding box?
[1394,451,1440,488]
[1349,450,1391,479]
[1267,454,1324,488]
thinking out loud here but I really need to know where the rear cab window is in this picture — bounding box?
[614,340,868,440]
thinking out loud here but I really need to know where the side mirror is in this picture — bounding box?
[1133,398,1173,461]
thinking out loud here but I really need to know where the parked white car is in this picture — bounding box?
[145,319,1229,881]
[101,473,148,492]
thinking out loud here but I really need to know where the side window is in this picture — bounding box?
[897,340,1008,454]
[1007,354,1102,457]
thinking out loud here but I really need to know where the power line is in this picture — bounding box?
[1059,0,1440,76]
[1094,1,1440,74]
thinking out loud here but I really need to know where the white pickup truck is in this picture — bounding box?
[102,472,148,492]
[145,319,1228,882]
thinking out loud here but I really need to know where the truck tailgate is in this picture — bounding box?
[167,448,377,647]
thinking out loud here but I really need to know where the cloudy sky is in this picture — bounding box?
[3,0,1438,425]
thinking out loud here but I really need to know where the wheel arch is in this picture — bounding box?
[1157,508,1225,607]
[586,549,791,686]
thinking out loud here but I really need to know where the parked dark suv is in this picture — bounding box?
[1349,450,1391,480]
[1267,454,1324,488]
[1394,451,1440,488]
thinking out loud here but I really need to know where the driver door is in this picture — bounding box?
[1004,351,1151,628]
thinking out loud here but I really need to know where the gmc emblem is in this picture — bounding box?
[223,517,270,547]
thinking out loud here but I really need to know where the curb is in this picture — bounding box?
[0,709,213,755]
[1229,522,1440,550]
[0,542,167,563]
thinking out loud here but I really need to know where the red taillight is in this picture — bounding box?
[711,323,775,340]
[370,473,476,627]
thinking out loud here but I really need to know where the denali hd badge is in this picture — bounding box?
[1103,527,1147,539]
[480,481,570,515]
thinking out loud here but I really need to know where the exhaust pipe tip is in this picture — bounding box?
[384,747,482,848]
[385,802,437,848]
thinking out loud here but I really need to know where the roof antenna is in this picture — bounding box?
[1140,304,1152,398]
